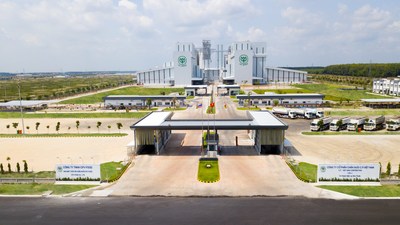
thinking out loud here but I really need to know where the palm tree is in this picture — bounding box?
[107,125,111,133]
[88,126,91,133]
[46,125,50,134]
[116,123,123,133]
[76,120,80,133]
[6,124,10,134]
[96,121,102,133]
[6,157,11,173]
[35,122,40,134]
[56,122,61,134]
[12,123,18,132]
[146,98,152,110]
[26,126,30,134]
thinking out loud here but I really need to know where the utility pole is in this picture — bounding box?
[17,80,25,134]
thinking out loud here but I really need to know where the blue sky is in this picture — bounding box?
[0,0,399,72]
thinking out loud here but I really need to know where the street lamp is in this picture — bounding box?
[17,80,25,134]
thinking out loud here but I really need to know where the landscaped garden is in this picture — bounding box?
[198,160,220,183]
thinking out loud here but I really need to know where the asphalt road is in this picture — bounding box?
[1,197,399,225]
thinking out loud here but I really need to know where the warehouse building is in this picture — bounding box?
[136,40,307,86]
[104,95,186,108]
[373,78,400,96]
[237,93,324,107]
[361,99,400,108]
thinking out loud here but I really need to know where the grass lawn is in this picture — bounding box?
[0,171,55,178]
[0,184,95,195]
[252,88,313,94]
[236,106,262,111]
[206,106,216,114]
[293,83,392,101]
[60,86,184,104]
[326,109,400,117]
[162,107,187,111]
[198,160,220,183]
[0,133,128,138]
[287,161,317,182]
[100,161,130,182]
[319,185,400,197]
[0,112,148,118]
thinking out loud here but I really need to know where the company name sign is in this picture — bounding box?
[317,163,380,182]
[56,164,101,181]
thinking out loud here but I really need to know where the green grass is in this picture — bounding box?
[252,88,313,94]
[0,133,128,138]
[0,184,95,195]
[198,160,220,183]
[162,107,187,111]
[326,109,400,117]
[101,161,124,181]
[287,161,317,182]
[60,86,184,104]
[319,185,400,197]
[206,106,216,114]
[302,131,400,135]
[293,83,392,101]
[186,96,195,99]
[0,171,55,178]
[0,112,148,118]
[236,107,261,111]
[0,75,135,102]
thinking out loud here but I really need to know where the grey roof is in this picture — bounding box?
[236,93,324,99]
[361,98,400,103]
[217,84,240,89]
[131,111,288,130]
[0,100,58,107]
[104,95,186,100]
[184,85,208,89]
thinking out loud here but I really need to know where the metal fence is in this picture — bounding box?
[0,178,55,184]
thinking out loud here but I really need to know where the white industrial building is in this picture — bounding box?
[104,95,186,108]
[373,78,400,96]
[136,40,307,86]
[236,93,324,107]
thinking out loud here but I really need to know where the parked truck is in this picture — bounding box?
[386,117,400,131]
[294,108,317,119]
[364,116,385,131]
[330,117,351,131]
[347,117,367,131]
[310,117,332,131]
[272,108,296,119]
[307,108,324,118]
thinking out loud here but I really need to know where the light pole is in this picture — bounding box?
[17,80,25,134]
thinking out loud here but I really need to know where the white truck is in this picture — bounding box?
[307,108,324,118]
[310,117,332,131]
[330,117,351,131]
[386,117,400,131]
[347,117,367,131]
[364,116,385,131]
[272,108,297,119]
[294,108,317,119]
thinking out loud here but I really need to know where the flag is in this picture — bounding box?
[197,103,202,109]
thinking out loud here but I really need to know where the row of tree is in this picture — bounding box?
[0,157,28,173]
[310,74,373,87]
[312,63,400,78]
[5,121,124,134]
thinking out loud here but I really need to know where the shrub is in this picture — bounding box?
[23,160,28,173]
[0,163,4,174]
[386,162,391,176]
[16,162,20,173]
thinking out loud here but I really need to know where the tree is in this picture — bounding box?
[386,162,391,176]
[23,160,28,173]
[6,156,11,173]
[16,162,20,173]
[336,119,343,130]
[96,121,102,133]
[76,120,80,133]
[46,125,50,134]
[56,122,61,134]
[12,122,18,131]
[0,163,4,174]
[272,99,279,107]
[317,119,324,131]
[172,97,177,109]
[26,126,30,133]
[398,163,400,177]
[146,98,152,109]
[68,126,71,133]
[6,124,10,133]
[107,125,111,133]
[116,123,123,133]
[88,126,91,133]
[35,122,40,134]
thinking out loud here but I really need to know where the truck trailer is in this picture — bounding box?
[329,117,351,131]
[347,117,367,131]
[387,117,400,131]
[272,108,296,119]
[364,116,385,131]
[294,108,317,119]
[310,117,332,131]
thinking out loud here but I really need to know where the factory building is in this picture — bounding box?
[373,78,400,96]
[104,95,186,108]
[136,40,307,86]
[237,93,324,107]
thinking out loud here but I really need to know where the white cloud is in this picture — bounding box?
[338,3,348,15]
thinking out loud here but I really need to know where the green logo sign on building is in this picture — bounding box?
[239,54,249,66]
[178,56,187,67]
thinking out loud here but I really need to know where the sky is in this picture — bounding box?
[0,0,399,73]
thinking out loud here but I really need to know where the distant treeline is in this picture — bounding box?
[289,64,400,78]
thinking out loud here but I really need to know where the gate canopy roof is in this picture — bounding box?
[131,111,288,130]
